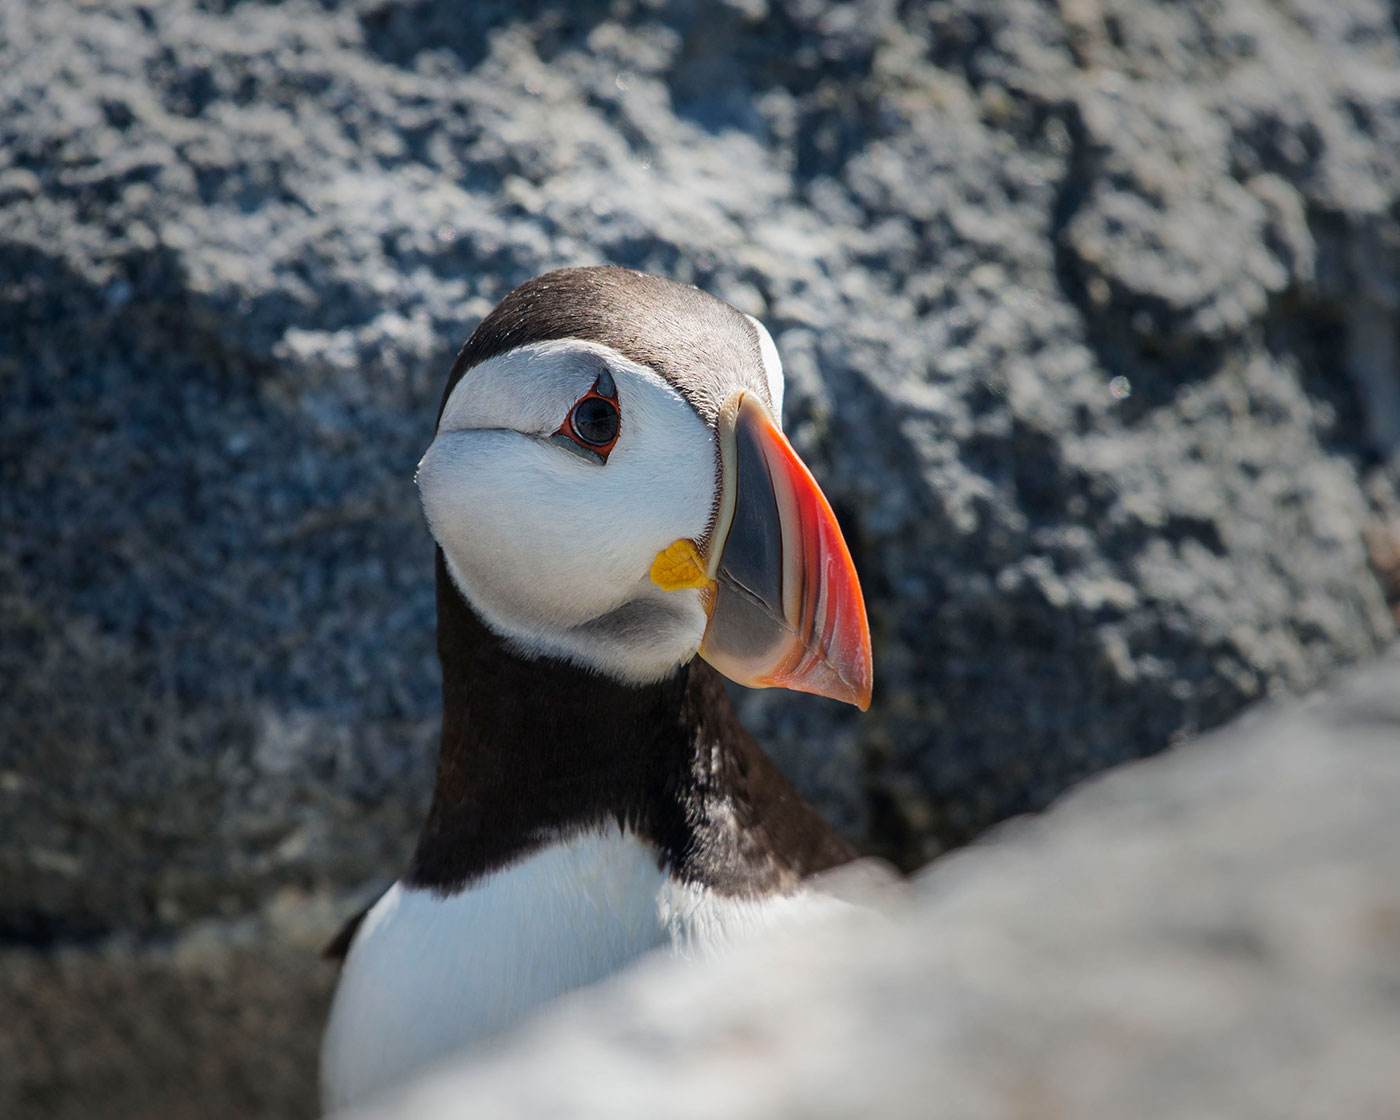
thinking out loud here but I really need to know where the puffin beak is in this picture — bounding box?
[694,392,872,710]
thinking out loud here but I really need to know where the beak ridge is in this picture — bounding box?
[697,393,872,710]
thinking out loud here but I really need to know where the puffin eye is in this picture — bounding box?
[549,371,622,464]
[571,396,619,447]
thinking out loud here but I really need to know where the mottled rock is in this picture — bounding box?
[0,891,344,1120]
[4,0,1398,936]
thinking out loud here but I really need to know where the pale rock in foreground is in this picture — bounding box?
[342,649,1400,1120]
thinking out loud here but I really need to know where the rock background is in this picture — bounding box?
[1,0,1398,1116]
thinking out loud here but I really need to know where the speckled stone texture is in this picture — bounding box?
[2,0,1398,1115]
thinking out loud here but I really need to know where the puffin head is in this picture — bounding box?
[415,266,872,710]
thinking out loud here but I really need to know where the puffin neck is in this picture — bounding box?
[407,550,856,895]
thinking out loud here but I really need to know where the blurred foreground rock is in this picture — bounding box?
[346,648,1400,1120]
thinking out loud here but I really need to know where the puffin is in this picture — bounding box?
[320,265,873,1112]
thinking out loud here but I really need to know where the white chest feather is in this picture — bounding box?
[321,829,820,1113]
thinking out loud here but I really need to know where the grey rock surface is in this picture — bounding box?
[3,0,1400,1115]
[0,892,341,1120]
[346,647,1400,1120]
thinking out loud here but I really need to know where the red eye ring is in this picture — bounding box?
[550,370,621,464]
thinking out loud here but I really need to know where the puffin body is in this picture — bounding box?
[321,267,873,1112]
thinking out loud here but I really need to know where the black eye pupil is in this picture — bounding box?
[572,397,619,446]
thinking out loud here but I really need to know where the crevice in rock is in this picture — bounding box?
[0,910,121,952]
[357,0,549,72]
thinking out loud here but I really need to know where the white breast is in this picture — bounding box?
[321,828,824,1113]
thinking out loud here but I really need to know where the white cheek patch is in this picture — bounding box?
[417,342,718,684]
[746,313,785,423]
